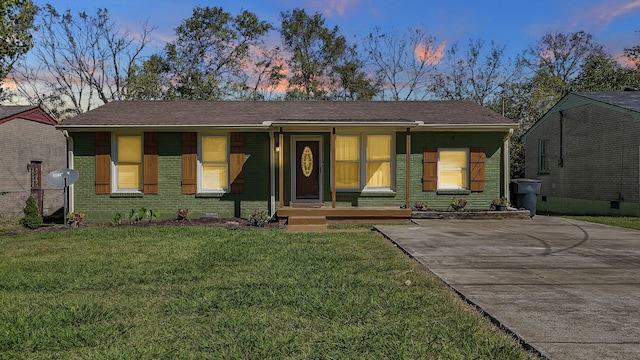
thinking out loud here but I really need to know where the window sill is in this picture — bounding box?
[436,189,471,196]
[360,190,396,197]
[195,192,225,198]
[110,192,144,198]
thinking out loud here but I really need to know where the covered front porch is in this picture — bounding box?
[269,123,417,232]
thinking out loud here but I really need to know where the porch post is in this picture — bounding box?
[503,129,513,201]
[269,129,276,216]
[331,127,336,208]
[405,128,411,209]
[279,128,284,209]
[65,132,75,213]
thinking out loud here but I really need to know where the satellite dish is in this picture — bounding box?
[47,168,79,187]
[47,168,79,228]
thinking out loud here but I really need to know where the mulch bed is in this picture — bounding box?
[1,217,285,236]
[117,216,285,230]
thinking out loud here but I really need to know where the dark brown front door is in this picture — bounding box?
[295,140,320,200]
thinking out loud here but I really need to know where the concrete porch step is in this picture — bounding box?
[287,215,327,233]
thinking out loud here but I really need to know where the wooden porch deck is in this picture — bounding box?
[277,205,412,232]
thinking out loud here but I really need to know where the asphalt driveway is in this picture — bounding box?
[376,216,640,360]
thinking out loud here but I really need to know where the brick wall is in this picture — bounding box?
[525,104,640,205]
[72,132,271,222]
[0,119,66,215]
[403,131,505,210]
[71,130,507,221]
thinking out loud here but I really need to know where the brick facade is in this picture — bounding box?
[70,130,507,222]
[524,93,640,216]
[0,118,66,216]
[72,132,270,221]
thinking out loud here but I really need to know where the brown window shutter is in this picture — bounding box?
[422,147,438,191]
[470,147,486,192]
[143,132,159,194]
[181,132,197,194]
[95,132,111,194]
[229,132,245,194]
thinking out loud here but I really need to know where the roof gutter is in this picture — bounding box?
[56,124,272,132]
[415,123,518,132]
[266,120,423,127]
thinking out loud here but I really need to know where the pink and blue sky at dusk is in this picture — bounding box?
[33,0,640,61]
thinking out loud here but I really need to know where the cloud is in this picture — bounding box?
[303,0,361,18]
[571,0,640,29]
[618,53,640,67]
[414,41,447,66]
[1,78,17,91]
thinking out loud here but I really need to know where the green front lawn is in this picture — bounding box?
[0,226,538,359]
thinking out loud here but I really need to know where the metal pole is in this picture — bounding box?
[63,178,68,228]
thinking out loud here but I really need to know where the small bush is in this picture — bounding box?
[413,202,429,211]
[20,196,43,229]
[110,213,122,226]
[450,198,467,211]
[249,210,270,227]
[67,212,85,227]
[490,197,510,211]
[128,207,160,223]
[176,208,189,221]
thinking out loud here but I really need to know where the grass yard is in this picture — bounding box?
[564,216,640,230]
[0,226,539,359]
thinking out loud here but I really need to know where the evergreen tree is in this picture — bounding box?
[20,195,42,229]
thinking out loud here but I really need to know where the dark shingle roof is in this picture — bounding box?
[575,91,640,112]
[0,106,38,120]
[58,100,515,129]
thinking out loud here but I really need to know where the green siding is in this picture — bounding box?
[71,132,271,222]
[402,131,504,210]
[71,130,507,222]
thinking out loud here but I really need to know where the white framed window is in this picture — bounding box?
[438,149,469,190]
[366,134,392,189]
[113,134,143,192]
[335,135,360,189]
[199,135,228,192]
[538,139,549,174]
[335,133,394,191]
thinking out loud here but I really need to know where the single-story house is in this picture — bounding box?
[0,105,67,217]
[56,101,516,222]
[521,91,640,216]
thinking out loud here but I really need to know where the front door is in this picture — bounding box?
[294,139,321,202]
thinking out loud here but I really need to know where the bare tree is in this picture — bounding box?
[10,5,152,118]
[432,38,523,106]
[363,27,442,100]
[238,45,286,100]
[623,30,640,70]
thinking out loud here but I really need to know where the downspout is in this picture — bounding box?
[278,128,284,209]
[331,128,336,208]
[63,130,75,213]
[405,128,411,209]
[559,111,564,167]
[269,129,276,217]
[503,129,513,201]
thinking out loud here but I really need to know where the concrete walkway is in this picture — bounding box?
[376,216,640,360]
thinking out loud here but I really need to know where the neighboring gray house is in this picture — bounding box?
[521,91,640,216]
[0,106,67,217]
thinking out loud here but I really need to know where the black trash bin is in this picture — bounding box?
[510,179,542,216]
